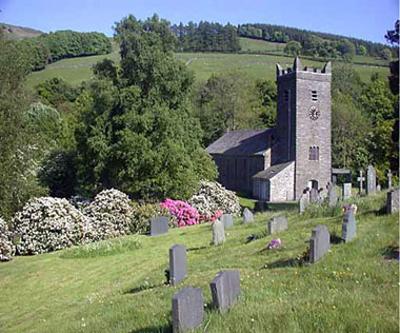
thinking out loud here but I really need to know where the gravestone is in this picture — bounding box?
[210,270,240,313]
[387,170,392,189]
[150,216,169,236]
[222,214,233,229]
[212,219,225,245]
[309,225,330,263]
[310,188,319,203]
[343,183,352,200]
[342,211,356,242]
[357,170,365,195]
[268,216,288,235]
[242,208,254,224]
[366,165,376,195]
[299,189,309,214]
[327,183,337,207]
[386,188,399,214]
[172,287,204,333]
[169,244,187,286]
[376,184,381,192]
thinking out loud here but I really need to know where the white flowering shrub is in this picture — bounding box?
[0,217,15,261]
[12,197,90,255]
[189,181,241,218]
[83,189,133,241]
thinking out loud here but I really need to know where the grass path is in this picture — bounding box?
[0,193,398,332]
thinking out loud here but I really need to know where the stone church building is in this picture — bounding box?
[206,57,332,201]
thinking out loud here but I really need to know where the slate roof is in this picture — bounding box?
[206,129,274,156]
[252,161,294,180]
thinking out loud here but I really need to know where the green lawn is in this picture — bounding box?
[25,48,390,89]
[0,192,398,332]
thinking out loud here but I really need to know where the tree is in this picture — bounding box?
[336,39,356,60]
[284,40,302,56]
[357,45,367,56]
[385,20,399,44]
[256,79,277,127]
[380,48,392,60]
[74,15,216,200]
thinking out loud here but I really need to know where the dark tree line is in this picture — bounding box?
[15,30,112,71]
[171,21,241,52]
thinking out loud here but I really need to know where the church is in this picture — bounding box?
[206,57,332,202]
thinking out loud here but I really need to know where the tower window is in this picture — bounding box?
[311,90,318,101]
[309,146,319,160]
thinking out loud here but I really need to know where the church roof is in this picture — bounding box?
[206,128,273,156]
[252,161,294,180]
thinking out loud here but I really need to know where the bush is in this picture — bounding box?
[12,197,90,255]
[129,202,163,234]
[161,199,201,227]
[0,217,15,261]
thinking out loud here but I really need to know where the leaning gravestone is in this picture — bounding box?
[309,225,330,263]
[222,214,233,229]
[150,216,169,236]
[172,287,204,333]
[169,244,187,286]
[268,216,288,235]
[210,270,240,313]
[242,208,254,224]
[327,184,338,207]
[212,219,225,245]
[342,211,356,242]
[343,183,352,200]
[366,165,376,195]
[386,188,399,214]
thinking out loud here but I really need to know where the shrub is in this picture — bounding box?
[129,202,164,234]
[0,217,15,261]
[161,199,200,227]
[12,197,90,255]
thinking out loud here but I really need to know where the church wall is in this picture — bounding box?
[269,162,295,201]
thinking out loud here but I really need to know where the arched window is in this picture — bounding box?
[309,146,319,160]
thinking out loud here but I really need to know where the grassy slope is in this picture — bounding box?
[25,39,389,89]
[0,192,398,333]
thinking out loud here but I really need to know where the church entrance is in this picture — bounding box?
[308,179,319,190]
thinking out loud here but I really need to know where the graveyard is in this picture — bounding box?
[0,191,398,332]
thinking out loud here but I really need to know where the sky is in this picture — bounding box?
[0,0,398,44]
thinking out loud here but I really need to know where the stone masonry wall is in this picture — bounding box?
[270,162,295,201]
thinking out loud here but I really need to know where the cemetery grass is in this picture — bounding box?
[0,192,398,332]
[25,48,390,89]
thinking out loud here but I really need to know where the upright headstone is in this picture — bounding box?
[343,183,352,200]
[222,214,233,229]
[387,170,393,189]
[212,219,225,245]
[242,208,254,224]
[342,211,356,242]
[309,225,330,263]
[299,188,309,214]
[210,270,240,313]
[327,183,338,207]
[172,287,204,333]
[376,184,381,192]
[357,170,365,195]
[268,216,288,234]
[366,165,376,195]
[310,188,319,203]
[150,216,169,236]
[386,188,399,214]
[169,244,187,286]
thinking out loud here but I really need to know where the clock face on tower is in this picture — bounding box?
[309,106,320,120]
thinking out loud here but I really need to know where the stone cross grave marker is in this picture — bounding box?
[309,225,330,263]
[169,244,187,286]
[366,165,376,195]
[342,210,356,242]
[357,170,365,195]
[386,188,399,214]
[327,183,338,207]
[210,270,240,313]
[150,216,169,236]
[172,287,204,333]
[242,208,254,224]
[343,183,352,200]
[222,213,233,229]
[387,170,392,189]
[310,188,319,203]
[268,216,288,235]
[212,219,225,245]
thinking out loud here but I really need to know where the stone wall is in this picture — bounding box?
[270,162,295,201]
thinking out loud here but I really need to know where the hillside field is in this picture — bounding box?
[0,192,398,333]
[25,38,390,89]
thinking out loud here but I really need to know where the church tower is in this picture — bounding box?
[274,57,332,199]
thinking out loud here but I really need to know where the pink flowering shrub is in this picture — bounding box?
[160,199,201,227]
[209,210,223,223]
